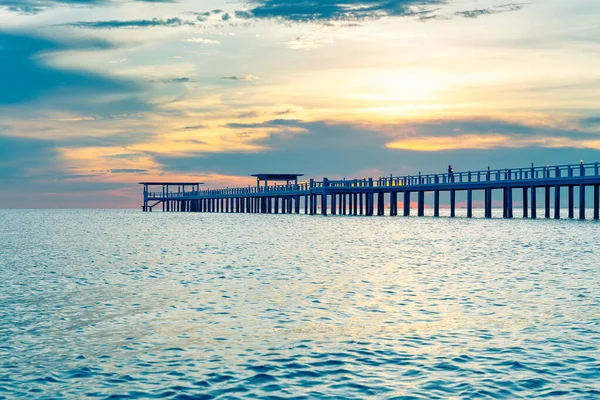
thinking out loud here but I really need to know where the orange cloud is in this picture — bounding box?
[386,134,600,151]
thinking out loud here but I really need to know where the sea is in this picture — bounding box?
[0,209,599,399]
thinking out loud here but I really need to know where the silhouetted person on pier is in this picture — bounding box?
[448,165,454,182]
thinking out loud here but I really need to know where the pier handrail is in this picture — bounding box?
[146,162,599,198]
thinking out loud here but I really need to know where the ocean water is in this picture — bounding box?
[0,209,599,399]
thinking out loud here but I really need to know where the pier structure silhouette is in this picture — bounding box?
[140,162,600,220]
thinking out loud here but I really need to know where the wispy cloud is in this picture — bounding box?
[109,168,149,173]
[0,0,107,14]
[0,32,149,115]
[61,17,195,29]
[181,125,206,130]
[219,75,261,81]
[283,35,333,50]
[238,0,445,22]
[454,3,524,19]
[181,37,221,44]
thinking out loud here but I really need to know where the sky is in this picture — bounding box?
[1,0,599,208]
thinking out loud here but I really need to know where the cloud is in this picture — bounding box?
[62,17,195,29]
[181,37,221,44]
[386,134,600,151]
[283,35,333,50]
[225,119,302,129]
[110,168,149,173]
[182,125,206,130]
[152,77,191,84]
[0,32,149,115]
[581,117,600,128]
[219,75,261,81]
[0,0,106,14]
[454,3,524,19]
[238,0,445,22]
[154,117,600,179]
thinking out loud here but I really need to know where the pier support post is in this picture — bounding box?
[366,192,374,216]
[274,197,279,214]
[309,194,315,215]
[531,187,536,219]
[304,195,308,215]
[594,184,599,220]
[390,192,398,216]
[467,189,472,218]
[348,193,352,215]
[554,185,561,219]
[503,188,508,218]
[485,188,492,218]
[418,191,425,217]
[507,187,513,218]
[353,193,358,215]
[450,189,456,218]
[295,196,301,214]
[579,184,585,220]
[568,186,574,219]
[331,194,337,215]
[404,191,410,216]
[322,193,328,216]
[342,194,347,215]
[359,193,364,215]
[377,192,385,216]
[545,187,551,218]
[434,190,440,217]
[523,187,528,218]
[261,197,267,213]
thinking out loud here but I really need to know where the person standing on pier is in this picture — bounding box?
[448,165,454,182]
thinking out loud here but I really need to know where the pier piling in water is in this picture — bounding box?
[140,162,600,220]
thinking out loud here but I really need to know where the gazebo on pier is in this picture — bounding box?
[251,174,304,189]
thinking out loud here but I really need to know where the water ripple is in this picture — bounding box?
[0,209,599,399]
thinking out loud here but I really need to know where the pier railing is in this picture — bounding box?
[328,162,599,188]
[147,162,599,199]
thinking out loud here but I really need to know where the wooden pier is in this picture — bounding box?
[140,162,600,220]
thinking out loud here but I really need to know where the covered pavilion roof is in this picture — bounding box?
[138,182,204,185]
[251,174,304,181]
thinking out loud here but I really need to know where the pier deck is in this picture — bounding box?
[140,162,600,219]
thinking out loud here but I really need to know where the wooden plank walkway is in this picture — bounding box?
[140,162,600,219]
